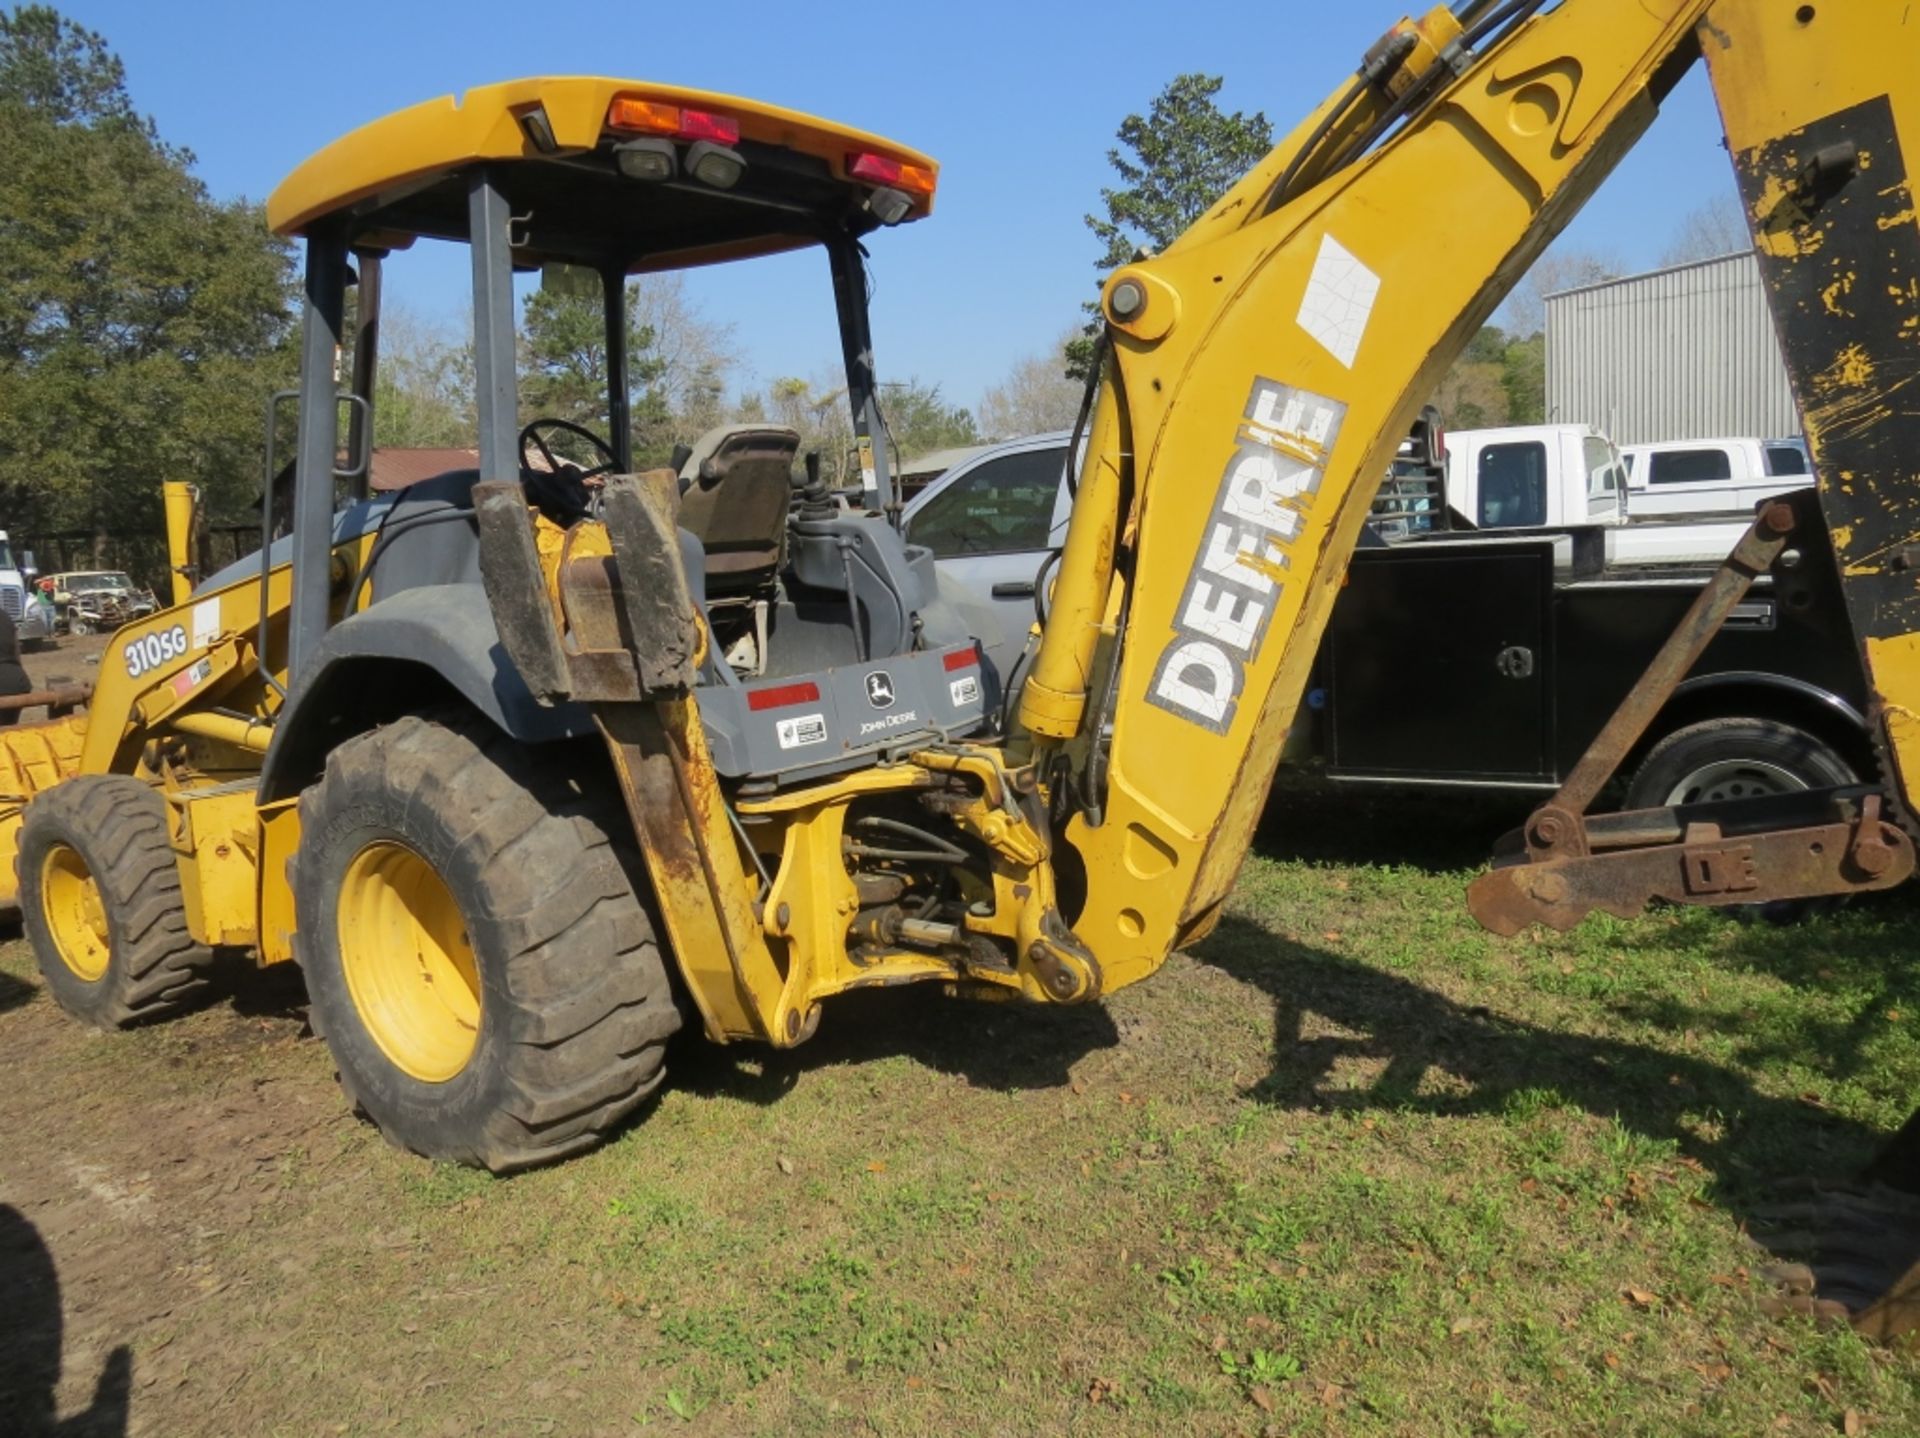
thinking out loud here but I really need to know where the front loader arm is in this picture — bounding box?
[1021,0,1724,985]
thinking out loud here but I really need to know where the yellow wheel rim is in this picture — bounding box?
[40,843,110,982]
[336,841,482,1083]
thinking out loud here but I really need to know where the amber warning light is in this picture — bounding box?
[607,97,741,146]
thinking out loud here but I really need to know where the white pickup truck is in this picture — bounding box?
[1444,424,1779,565]
[1619,436,1812,518]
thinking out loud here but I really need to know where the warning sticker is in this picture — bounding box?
[949,676,980,707]
[775,713,828,750]
[171,658,213,699]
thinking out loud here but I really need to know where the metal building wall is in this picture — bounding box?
[1544,251,1800,446]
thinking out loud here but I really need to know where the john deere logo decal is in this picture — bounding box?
[865,671,896,709]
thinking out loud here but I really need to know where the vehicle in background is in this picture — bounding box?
[1444,423,1627,530]
[0,532,54,648]
[1447,424,1791,564]
[894,441,995,504]
[46,570,158,635]
[1619,436,1812,517]
[924,431,1869,811]
[902,430,1077,681]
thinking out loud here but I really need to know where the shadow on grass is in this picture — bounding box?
[1195,911,1893,1205]
[1257,772,1537,874]
[670,984,1120,1107]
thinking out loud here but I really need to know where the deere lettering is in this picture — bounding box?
[1148,379,1346,733]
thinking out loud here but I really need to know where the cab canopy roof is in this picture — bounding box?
[265,77,938,273]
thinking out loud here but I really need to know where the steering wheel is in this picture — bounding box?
[518,419,619,482]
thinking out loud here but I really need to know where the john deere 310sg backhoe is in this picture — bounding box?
[12,2,1920,1184]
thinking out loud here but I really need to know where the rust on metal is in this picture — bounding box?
[600,470,699,693]
[1547,500,1796,820]
[0,685,91,715]
[1468,792,1914,935]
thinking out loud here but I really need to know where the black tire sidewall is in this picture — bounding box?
[295,774,521,1157]
[18,781,175,1025]
[1626,718,1858,811]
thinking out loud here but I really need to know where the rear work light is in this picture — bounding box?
[848,151,936,198]
[747,681,821,712]
[607,97,740,146]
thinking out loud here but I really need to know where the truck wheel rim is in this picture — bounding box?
[41,844,110,982]
[1662,758,1807,807]
[337,841,481,1083]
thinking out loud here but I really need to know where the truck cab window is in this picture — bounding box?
[908,448,1064,557]
[1764,444,1810,476]
[1477,441,1548,527]
[1582,436,1619,496]
[1649,448,1733,483]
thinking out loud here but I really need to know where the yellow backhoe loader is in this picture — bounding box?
[10,2,1919,1215]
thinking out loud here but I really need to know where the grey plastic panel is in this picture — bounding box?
[702,643,988,779]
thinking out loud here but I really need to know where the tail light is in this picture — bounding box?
[607,97,740,146]
[848,151,936,197]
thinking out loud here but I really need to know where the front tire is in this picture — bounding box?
[18,775,212,1027]
[292,713,680,1172]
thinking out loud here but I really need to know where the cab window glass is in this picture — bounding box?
[1476,441,1547,527]
[1581,437,1617,495]
[1764,444,1809,476]
[1649,448,1733,483]
[908,449,1063,557]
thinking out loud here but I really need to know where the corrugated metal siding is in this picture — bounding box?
[1544,252,1800,446]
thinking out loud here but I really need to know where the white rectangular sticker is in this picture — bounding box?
[1296,233,1379,369]
[949,676,980,707]
[775,713,828,750]
[190,597,221,651]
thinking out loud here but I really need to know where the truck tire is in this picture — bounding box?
[291,713,680,1172]
[1625,717,1858,810]
[18,775,212,1028]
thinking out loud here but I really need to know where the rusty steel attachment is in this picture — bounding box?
[1467,498,1919,933]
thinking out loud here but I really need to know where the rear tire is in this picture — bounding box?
[18,775,212,1027]
[1625,717,1857,809]
[292,713,680,1172]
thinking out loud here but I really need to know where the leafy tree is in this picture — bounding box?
[369,305,473,450]
[979,331,1088,441]
[0,6,297,553]
[881,379,978,463]
[1067,74,1272,378]
[518,274,739,467]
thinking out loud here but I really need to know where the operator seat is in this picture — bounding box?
[676,423,801,599]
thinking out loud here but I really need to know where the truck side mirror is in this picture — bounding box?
[20,550,35,577]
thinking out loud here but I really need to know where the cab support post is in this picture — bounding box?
[288,222,347,687]
[603,265,633,474]
[469,170,519,482]
[827,234,895,516]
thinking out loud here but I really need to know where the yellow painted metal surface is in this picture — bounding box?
[1017,0,1721,991]
[257,800,301,967]
[266,76,938,244]
[38,843,108,982]
[169,784,260,948]
[1703,0,1920,815]
[0,715,88,909]
[163,481,198,607]
[336,840,482,1082]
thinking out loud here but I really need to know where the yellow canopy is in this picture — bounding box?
[266,76,938,269]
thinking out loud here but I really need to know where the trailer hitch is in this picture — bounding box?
[1466,493,1916,934]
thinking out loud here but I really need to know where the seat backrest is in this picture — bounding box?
[676,424,801,596]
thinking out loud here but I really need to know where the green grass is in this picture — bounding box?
[4,779,1920,1434]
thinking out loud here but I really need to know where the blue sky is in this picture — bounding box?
[64,0,1737,411]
